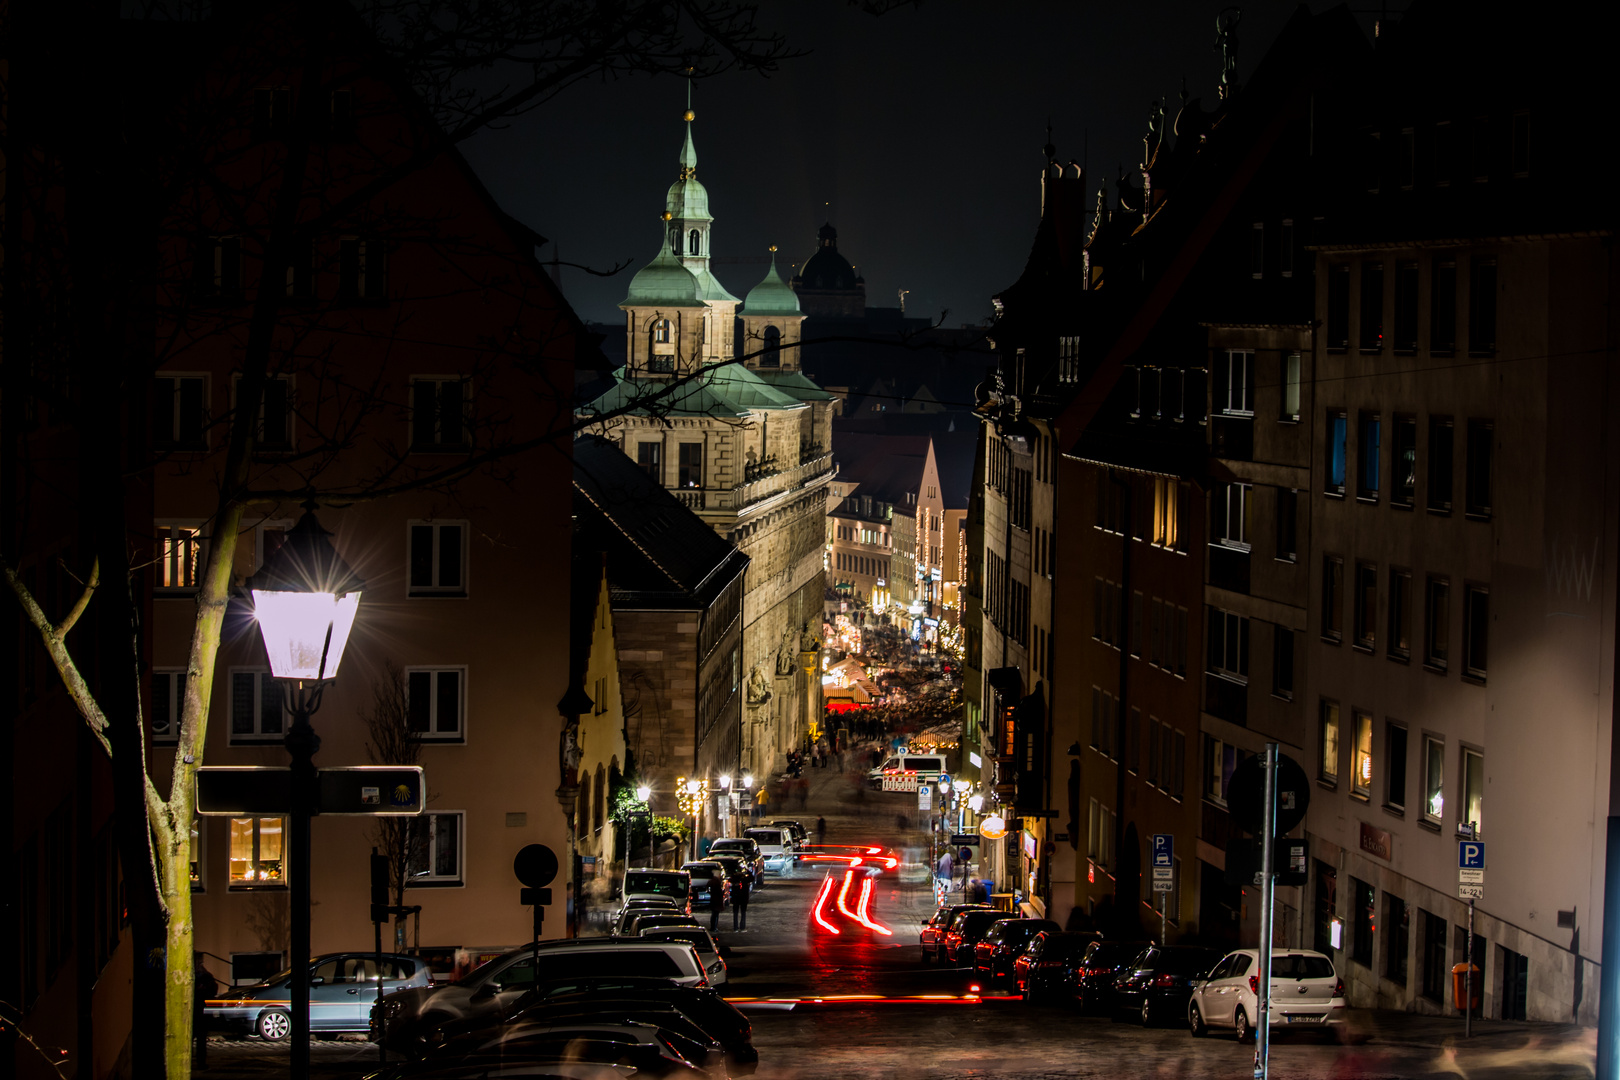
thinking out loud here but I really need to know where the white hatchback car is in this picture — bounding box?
[1188,948,1346,1040]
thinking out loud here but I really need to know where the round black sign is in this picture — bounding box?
[513,844,559,888]
[1226,752,1311,836]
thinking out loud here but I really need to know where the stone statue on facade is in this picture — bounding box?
[747,663,774,705]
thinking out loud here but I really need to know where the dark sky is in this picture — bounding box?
[462,1,1379,328]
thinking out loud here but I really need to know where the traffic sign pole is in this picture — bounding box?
[1255,743,1277,1080]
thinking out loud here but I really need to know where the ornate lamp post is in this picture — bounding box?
[247,510,363,1080]
[634,784,653,866]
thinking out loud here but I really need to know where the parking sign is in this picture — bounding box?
[1152,833,1173,869]
[1458,841,1486,870]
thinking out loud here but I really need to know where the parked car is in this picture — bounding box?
[372,940,708,1057]
[416,1020,708,1078]
[613,898,682,935]
[637,926,728,987]
[1012,931,1099,1001]
[920,903,991,963]
[935,905,1000,964]
[708,838,766,882]
[1188,948,1346,1041]
[770,819,808,847]
[974,918,1060,988]
[705,852,753,890]
[866,752,950,786]
[622,868,693,913]
[1110,945,1224,1027]
[475,1007,728,1076]
[1068,939,1153,1012]
[680,861,731,906]
[944,909,1014,967]
[515,979,757,1072]
[204,952,429,1039]
[742,827,795,876]
[623,912,702,937]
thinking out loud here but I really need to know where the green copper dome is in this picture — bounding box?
[741,252,801,316]
[666,119,712,221]
[621,221,703,307]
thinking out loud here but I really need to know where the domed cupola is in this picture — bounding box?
[742,249,801,317]
[622,213,703,308]
[739,246,806,371]
[790,220,867,320]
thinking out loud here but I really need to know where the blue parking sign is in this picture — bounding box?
[1152,833,1173,868]
[1458,840,1486,869]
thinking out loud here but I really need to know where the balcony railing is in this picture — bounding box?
[673,452,836,515]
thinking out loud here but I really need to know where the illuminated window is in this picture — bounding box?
[1423,737,1445,821]
[190,821,204,892]
[1281,353,1301,420]
[1319,699,1340,784]
[155,523,204,593]
[1152,477,1179,547]
[678,443,704,489]
[229,816,286,887]
[1461,748,1484,836]
[1326,410,1348,495]
[1352,710,1373,798]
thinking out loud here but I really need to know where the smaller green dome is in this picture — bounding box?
[741,252,801,317]
[621,221,703,307]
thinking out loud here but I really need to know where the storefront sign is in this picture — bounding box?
[1359,821,1392,861]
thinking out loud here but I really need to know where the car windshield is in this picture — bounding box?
[1274,954,1336,980]
[626,872,689,898]
[745,830,782,845]
[1159,949,1222,976]
[711,840,754,854]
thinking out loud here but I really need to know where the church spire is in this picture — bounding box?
[678,77,697,179]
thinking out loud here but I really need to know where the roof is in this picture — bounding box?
[573,436,748,609]
[621,224,703,308]
[750,368,835,403]
[831,432,932,508]
[581,364,805,419]
[741,253,802,317]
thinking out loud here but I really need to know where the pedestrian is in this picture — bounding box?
[815,815,827,846]
[755,785,769,818]
[708,875,725,932]
[935,849,954,888]
[733,869,752,930]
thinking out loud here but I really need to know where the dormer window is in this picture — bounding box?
[654,319,671,344]
[688,229,702,256]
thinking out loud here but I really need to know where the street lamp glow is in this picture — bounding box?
[968,793,984,813]
[248,512,364,681]
[685,779,702,796]
[953,780,971,795]
[719,774,732,790]
[743,774,754,790]
[636,784,652,803]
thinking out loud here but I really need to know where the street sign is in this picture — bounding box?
[1151,833,1173,869]
[319,767,425,816]
[1226,754,1311,835]
[950,834,980,847]
[513,844,559,888]
[1459,883,1485,900]
[917,786,932,811]
[1459,869,1485,884]
[1459,840,1486,870]
[1153,876,1173,893]
[195,766,424,816]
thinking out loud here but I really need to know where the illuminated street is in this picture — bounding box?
[196,772,1594,1079]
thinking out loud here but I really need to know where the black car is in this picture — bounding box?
[517,980,757,1072]
[974,919,1061,988]
[1110,945,1224,1027]
[410,1019,707,1078]
[921,903,991,964]
[946,909,1013,968]
[1070,939,1153,1012]
[1012,931,1098,1001]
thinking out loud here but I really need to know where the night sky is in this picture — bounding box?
[462,1,1381,329]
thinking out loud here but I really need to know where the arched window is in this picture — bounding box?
[654,319,671,343]
[761,324,782,368]
[688,229,702,256]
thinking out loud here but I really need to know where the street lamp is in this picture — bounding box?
[247,510,363,1080]
[630,785,653,868]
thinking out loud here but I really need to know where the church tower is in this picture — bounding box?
[739,247,806,372]
[663,99,738,363]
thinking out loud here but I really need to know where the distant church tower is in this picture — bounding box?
[739,247,806,371]
[790,222,866,320]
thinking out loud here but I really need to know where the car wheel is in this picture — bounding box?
[1234,1007,1253,1043]
[1140,997,1153,1027]
[1189,1001,1207,1038]
[256,1008,292,1042]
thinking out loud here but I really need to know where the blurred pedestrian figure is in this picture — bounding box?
[708,875,725,932]
[755,785,769,818]
[796,777,808,807]
[816,815,827,845]
[936,849,954,889]
[733,869,752,930]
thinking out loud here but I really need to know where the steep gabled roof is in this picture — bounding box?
[832,432,932,509]
[573,436,748,609]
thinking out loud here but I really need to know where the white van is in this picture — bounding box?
[868,753,950,787]
[742,827,795,876]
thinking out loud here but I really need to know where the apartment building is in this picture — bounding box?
[1298,4,1614,1022]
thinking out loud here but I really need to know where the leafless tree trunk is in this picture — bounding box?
[363,660,424,950]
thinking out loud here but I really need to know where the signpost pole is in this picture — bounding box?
[1466,898,1475,1038]
[1254,742,1277,1080]
[372,849,385,1065]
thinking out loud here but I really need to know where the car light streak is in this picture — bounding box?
[854,877,892,935]
[836,871,859,918]
[812,873,841,934]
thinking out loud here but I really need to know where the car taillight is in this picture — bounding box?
[1249,975,1260,996]
[1333,978,1345,998]
[1151,974,1179,988]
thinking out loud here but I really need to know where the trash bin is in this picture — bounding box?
[1452,962,1481,1013]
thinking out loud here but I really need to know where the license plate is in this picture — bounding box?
[1283,1014,1321,1024]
